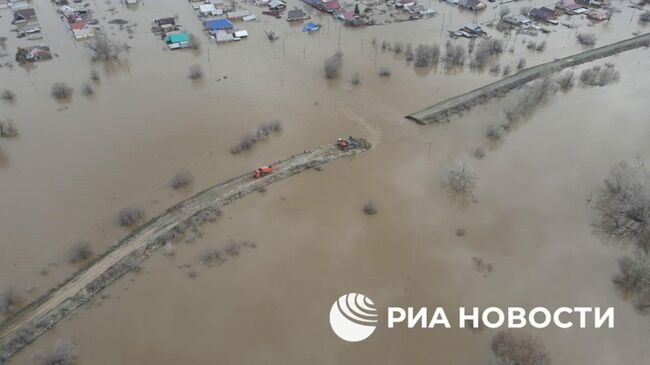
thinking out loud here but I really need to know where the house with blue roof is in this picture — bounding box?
[203,18,233,31]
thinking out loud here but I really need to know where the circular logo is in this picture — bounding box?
[329,293,378,342]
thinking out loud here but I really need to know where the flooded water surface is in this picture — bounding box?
[2,0,650,363]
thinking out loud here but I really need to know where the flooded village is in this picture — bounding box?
[1,0,650,363]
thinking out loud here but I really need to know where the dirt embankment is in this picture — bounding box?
[0,139,371,363]
[406,33,650,124]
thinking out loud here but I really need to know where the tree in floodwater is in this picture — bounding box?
[0,287,19,315]
[446,156,478,196]
[491,330,551,365]
[593,160,650,314]
[613,254,650,313]
[31,339,78,365]
[324,52,343,79]
[84,32,126,62]
[593,160,650,254]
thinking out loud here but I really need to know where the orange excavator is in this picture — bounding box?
[254,166,273,178]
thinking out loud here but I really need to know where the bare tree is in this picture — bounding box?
[81,83,94,96]
[119,206,145,227]
[51,82,73,100]
[579,63,620,87]
[505,77,557,122]
[188,64,204,80]
[1,89,16,101]
[576,32,597,46]
[491,330,551,365]
[486,124,506,141]
[189,33,201,50]
[446,156,478,195]
[90,70,100,82]
[31,339,77,365]
[470,39,504,70]
[404,43,414,62]
[84,32,125,62]
[415,44,441,67]
[378,67,391,77]
[0,287,19,315]
[171,168,194,189]
[592,160,650,253]
[0,120,19,138]
[444,44,466,67]
[231,120,283,154]
[324,51,343,79]
[393,41,403,54]
[613,254,650,313]
[68,241,93,263]
[350,73,362,85]
[555,71,575,91]
[517,57,526,70]
[640,11,650,24]
[499,6,511,20]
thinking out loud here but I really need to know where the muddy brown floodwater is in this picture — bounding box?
[1,0,650,363]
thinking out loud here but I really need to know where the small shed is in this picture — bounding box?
[234,30,248,38]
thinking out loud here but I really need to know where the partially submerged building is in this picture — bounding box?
[227,10,251,20]
[287,8,309,21]
[12,8,36,24]
[556,0,581,12]
[269,0,286,10]
[587,8,609,20]
[70,20,95,40]
[165,32,192,49]
[529,7,559,23]
[198,4,221,17]
[15,44,52,64]
[204,18,234,31]
[457,0,486,11]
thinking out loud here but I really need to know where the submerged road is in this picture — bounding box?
[406,33,650,124]
[0,139,370,363]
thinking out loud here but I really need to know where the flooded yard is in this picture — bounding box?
[1,0,650,363]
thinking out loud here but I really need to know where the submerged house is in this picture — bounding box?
[15,45,52,64]
[556,0,581,12]
[199,4,221,16]
[70,20,95,39]
[457,0,485,10]
[287,8,309,21]
[302,21,320,32]
[204,18,233,30]
[323,0,340,12]
[269,0,286,10]
[503,15,531,25]
[587,8,609,20]
[215,30,235,42]
[12,8,36,24]
[154,17,176,27]
[165,31,191,49]
[227,10,251,20]
[529,7,558,23]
